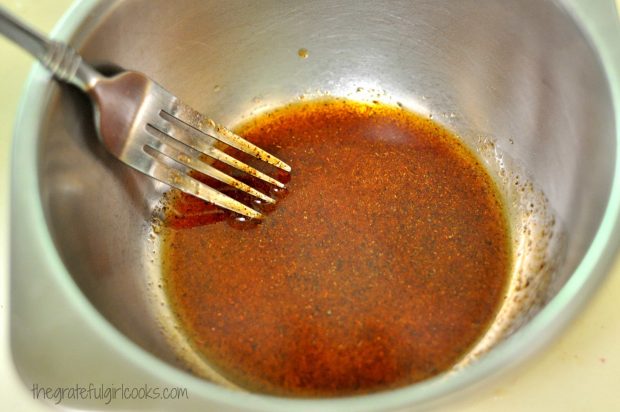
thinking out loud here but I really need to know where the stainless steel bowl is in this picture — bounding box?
[10,0,620,410]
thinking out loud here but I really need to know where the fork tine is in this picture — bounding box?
[157,112,286,188]
[146,124,276,204]
[142,144,263,219]
[165,103,292,172]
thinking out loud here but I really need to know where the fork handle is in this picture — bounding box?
[0,5,102,90]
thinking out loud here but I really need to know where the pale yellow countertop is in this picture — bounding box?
[1,1,619,411]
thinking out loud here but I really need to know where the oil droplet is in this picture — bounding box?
[270,185,289,200]
[192,179,200,195]
[297,48,309,59]
[227,214,260,230]
[253,197,277,214]
[168,169,183,185]
[177,153,192,164]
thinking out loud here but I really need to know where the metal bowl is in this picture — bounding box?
[10,0,620,410]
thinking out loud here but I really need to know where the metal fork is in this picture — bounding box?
[0,7,290,219]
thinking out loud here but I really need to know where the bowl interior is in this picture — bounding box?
[36,0,614,399]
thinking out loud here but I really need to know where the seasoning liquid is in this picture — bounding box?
[162,98,511,397]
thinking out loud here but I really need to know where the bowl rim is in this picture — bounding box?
[10,0,620,410]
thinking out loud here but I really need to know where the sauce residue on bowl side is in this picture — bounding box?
[161,98,511,397]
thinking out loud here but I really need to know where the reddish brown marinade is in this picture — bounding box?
[162,99,511,397]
